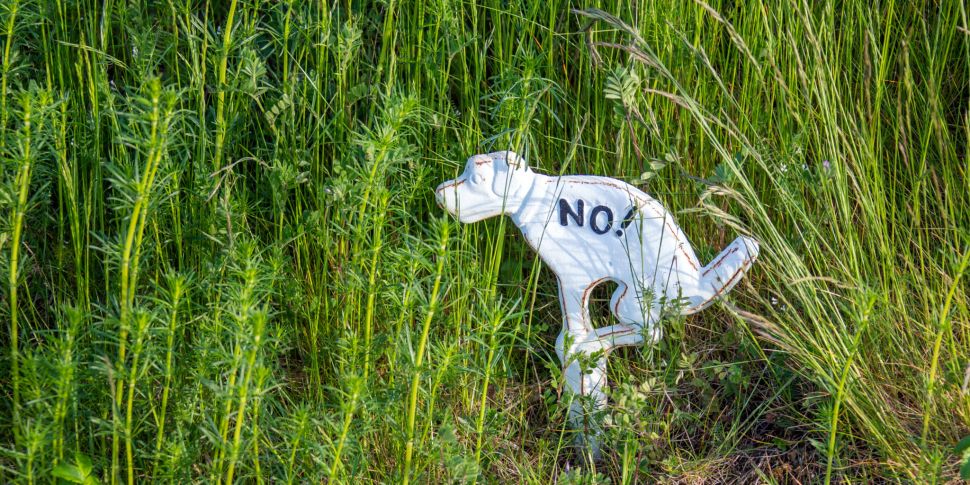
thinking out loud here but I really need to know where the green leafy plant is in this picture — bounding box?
[51,453,99,485]
[0,1,965,483]
[954,436,970,480]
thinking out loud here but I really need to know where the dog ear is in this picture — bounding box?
[505,151,530,172]
[492,150,530,173]
[491,151,532,197]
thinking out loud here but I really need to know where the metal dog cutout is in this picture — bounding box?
[435,151,759,455]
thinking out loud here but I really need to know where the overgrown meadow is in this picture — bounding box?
[0,0,968,482]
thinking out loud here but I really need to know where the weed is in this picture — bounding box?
[0,1,966,483]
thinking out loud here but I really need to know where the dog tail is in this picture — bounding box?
[683,236,759,314]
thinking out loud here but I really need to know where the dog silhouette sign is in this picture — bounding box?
[436,151,759,456]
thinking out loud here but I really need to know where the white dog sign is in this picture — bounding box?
[436,151,759,455]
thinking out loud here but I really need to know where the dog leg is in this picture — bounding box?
[557,330,609,459]
[554,281,609,458]
[556,279,595,335]
[593,324,647,349]
[605,282,661,346]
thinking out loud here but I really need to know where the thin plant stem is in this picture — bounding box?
[402,222,449,485]
[8,91,33,445]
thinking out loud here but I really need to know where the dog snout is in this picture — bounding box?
[434,182,447,208]
[435,179,461,211]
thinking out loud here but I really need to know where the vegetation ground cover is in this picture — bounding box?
[0,0,968,482]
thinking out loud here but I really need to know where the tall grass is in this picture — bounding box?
[0,0,966,482]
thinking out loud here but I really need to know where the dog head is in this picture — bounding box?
[435,151,533,223]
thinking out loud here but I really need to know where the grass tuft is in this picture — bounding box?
[0,1,967,482]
